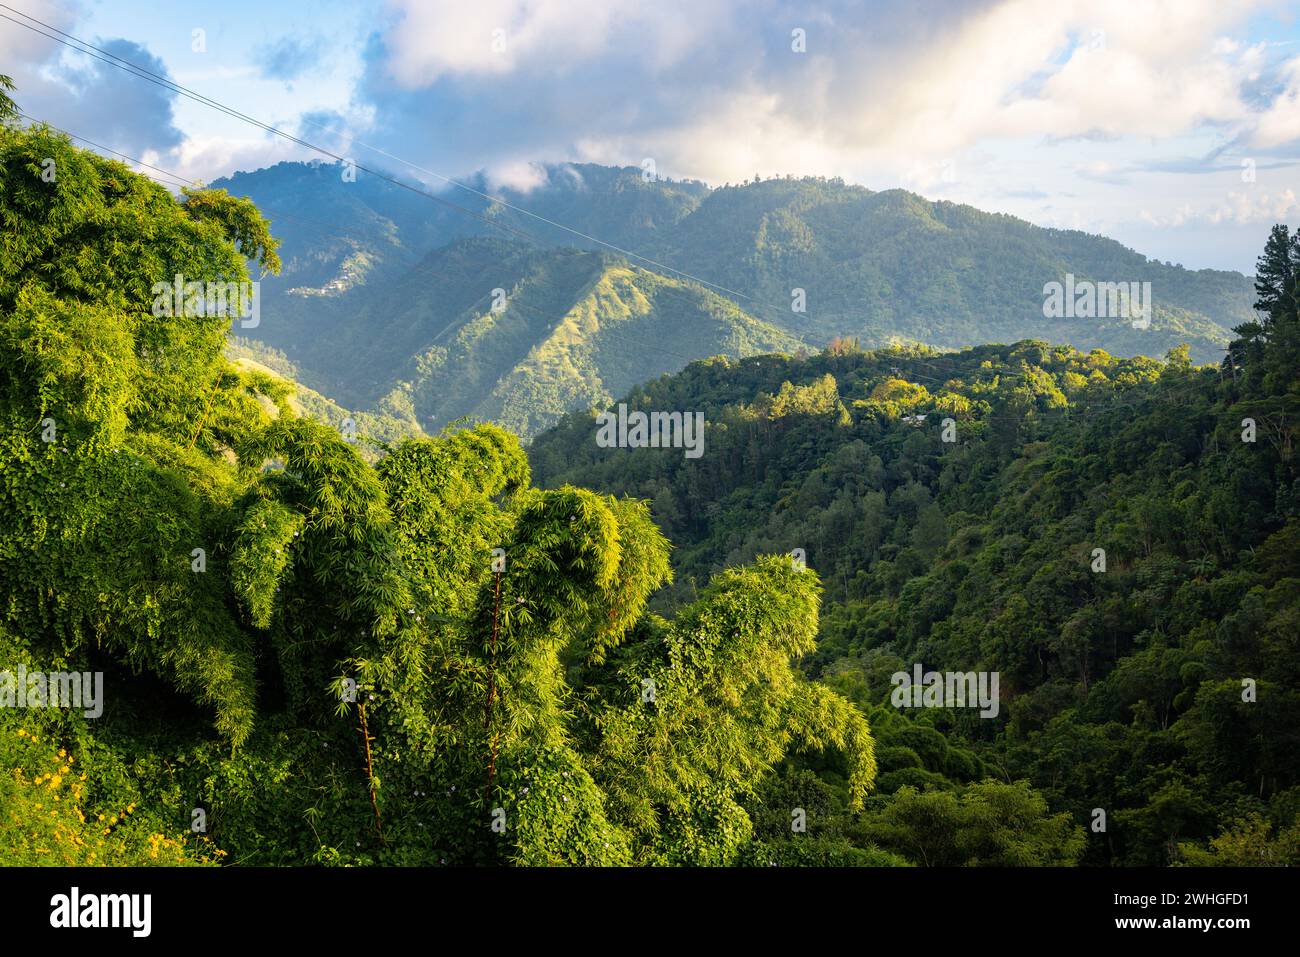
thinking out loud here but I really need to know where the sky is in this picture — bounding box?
[2,0,1299,273]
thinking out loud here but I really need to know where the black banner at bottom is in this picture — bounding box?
[0,865,1287,943]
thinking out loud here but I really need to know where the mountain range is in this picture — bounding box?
[214,161,1254,437]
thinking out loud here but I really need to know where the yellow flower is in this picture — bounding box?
[57,749,66,758]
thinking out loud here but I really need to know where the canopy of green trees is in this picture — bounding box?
[0,114,876,866]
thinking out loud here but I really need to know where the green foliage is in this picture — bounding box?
[578,555,876,863]
[0,118,294,746]
[864,781,1085,866]
[0,628,221,866]
[230,500,306,628]
[1177,812,1300,866]
[0,74,16,125]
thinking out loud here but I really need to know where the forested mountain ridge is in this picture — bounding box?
[531,239,1300,864]
[262,236,801,438]
[214,160,1252,436]
[638,178,1247,358]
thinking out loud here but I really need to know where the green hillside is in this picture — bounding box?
[225,339,425,458]
[239,236,803,437]
[374,246,804,437]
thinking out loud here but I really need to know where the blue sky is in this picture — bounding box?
[3,0,1299,273]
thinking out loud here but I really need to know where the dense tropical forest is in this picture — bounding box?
[2,82,1298,868]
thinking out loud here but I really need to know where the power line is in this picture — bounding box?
[0,3,779,310]
[13,111,381,246]
[0,6,546,248]
[8,108,1201,433]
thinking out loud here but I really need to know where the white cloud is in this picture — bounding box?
[367,0,1274,179]
[0,0,78,66]
[375,0,733,86]
[1252,55,1300,147]
[347,0,1299,273]
[483,158,552,191]
[1139,188,1299,227]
